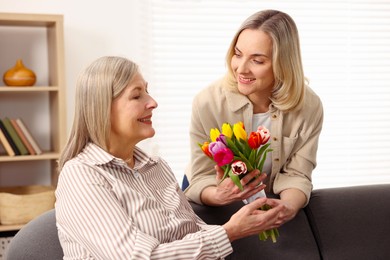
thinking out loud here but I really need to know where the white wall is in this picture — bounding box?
[0,0,144,132]
[2,1,390,189]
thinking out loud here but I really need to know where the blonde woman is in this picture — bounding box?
[184,9,323,226]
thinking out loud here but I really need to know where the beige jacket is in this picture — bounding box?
[184,77,323,206]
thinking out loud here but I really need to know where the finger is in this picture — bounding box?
[242,171,267,187]
[264,198,282,208]
[215,165,224,181]
[243,184,266,198]
[245,197,267,210]
[240,170,259,185]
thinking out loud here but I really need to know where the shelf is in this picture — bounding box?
[0,86,60,92]
[0,12,62,27]
[0,224,24,232]
[0,152,60,162]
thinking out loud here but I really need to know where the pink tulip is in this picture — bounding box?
[213,148,234,167]
[208,141,227,156]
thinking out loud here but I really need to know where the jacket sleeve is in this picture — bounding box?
[273,89,324,205]
[184,89,221,205]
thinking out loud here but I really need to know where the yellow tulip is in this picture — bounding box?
[221,123,233,138]
[210,128,221,142]
[233,121,247,141]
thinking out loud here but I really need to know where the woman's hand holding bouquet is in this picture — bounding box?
[199,121,280,242]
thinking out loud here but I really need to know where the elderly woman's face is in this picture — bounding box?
[231,29,275,103]
[110,72,158,147]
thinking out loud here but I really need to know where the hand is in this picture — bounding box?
[274,188,307,225]
[222,197,283,242]
[200,166,267,206]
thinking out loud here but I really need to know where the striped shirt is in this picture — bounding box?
[55,143,232,259]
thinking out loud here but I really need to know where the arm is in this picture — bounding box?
[185,84,262,205]
[56,162,232,260]
[272,90,324,223]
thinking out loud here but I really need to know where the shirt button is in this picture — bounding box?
[274,158,280,162]
[134,170,140,178]
[273,137,278,141]
[272,114,277,119]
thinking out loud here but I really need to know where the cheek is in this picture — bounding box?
[255,66,273,80]
[230,57,238,71]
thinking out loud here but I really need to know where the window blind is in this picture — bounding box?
[136,0,390,189]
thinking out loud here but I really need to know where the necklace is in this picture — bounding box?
[125,157,133,163]
[124,156,134,166]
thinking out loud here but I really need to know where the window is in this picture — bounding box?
[136,0,390,189]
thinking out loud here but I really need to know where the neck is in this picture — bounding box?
[108,144,135,167]
[248,93,272,114]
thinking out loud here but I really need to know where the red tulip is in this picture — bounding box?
[248,132,262,149]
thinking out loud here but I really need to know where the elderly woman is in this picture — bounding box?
[55,56,283,259]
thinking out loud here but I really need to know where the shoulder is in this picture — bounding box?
[289,85,324,132]
[303,86,323,112]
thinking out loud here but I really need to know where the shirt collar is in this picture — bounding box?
[78,142,158,168]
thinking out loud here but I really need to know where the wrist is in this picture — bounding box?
[201,186,220,206]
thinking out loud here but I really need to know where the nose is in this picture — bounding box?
[147,96,158,109]
[236,59,249,73]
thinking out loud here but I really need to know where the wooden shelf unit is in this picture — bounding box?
[0,13,66,232]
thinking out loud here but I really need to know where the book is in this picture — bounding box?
[0,120,20,155]
[15,118,42,155]
[1,117,29,155]
[0,127,16,156]
[10,118,36,155]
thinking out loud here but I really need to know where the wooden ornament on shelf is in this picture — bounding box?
[3,59,36,86]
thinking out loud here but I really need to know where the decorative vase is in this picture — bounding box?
[3,59,37,87]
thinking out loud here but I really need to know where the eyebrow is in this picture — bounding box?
[234,46,269,58]
[130,82,148,92]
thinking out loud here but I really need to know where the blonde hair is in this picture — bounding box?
[58,56,139,171]
[225,9,306,111]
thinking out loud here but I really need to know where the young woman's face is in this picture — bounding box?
[231,29,275,101]
[110,72,158,147]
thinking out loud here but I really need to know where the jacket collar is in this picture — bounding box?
[221,77,277,114]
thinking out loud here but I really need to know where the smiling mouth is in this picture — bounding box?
[238,75,255,84]
[138,117,152,123]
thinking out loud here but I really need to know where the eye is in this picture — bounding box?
[254,60,264,65]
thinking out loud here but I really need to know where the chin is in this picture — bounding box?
[146,129,156,138]
[237,85,254,96]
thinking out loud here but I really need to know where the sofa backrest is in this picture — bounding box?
[305,184,390,260]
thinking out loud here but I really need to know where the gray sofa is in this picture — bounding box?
[5,184,390,260]
[192,184,390,260]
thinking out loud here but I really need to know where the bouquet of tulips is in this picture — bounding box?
[199,121,279,242]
